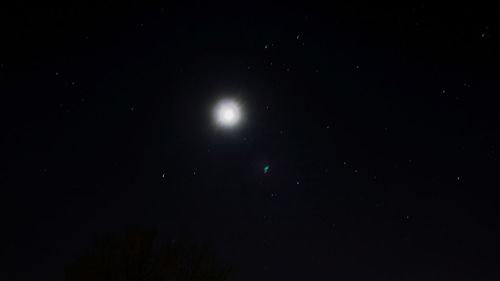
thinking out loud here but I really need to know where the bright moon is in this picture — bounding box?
[214,99,241,127]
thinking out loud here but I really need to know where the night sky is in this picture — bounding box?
[1,3,500,280]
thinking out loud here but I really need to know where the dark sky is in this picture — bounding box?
[1,2,499,280]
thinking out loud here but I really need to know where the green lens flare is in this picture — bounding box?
[264,165,270,174]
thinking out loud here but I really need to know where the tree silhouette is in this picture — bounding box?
[66,227,232,281]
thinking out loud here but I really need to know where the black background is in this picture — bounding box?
[1,2,499,280]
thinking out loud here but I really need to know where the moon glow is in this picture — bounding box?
[214,99,241,128]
